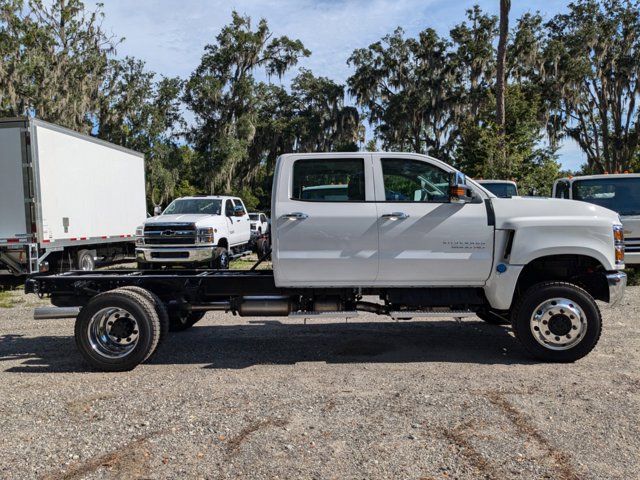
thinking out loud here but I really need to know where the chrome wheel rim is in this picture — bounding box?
[87,307,140,358]
[80,255,94,270]
[530,297,587,351]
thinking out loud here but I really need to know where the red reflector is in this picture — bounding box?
[7,238,19,243]
[70,238,77,241]
[43,240,51,243]
[80,237,87,240]
[101,236,108,239]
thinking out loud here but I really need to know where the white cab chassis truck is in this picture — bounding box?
[0,118,146,277]
[554,174,640,265]
[135,196,252,270]
[27,152,626,371]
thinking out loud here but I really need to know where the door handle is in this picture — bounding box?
[281,212,309,220]
[381,212,409,220]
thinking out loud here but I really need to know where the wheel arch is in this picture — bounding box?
[514,254,610,304]
[216,237,229,249]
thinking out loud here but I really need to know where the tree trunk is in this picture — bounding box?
[495,0,510,173]
[496,0,510,133]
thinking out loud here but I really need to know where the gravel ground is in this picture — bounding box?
[0,287,638,480]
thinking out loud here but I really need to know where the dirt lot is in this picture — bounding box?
[0,285,638,480]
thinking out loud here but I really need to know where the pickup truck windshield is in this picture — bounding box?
[483,183,517,198]
[249,214,259,220]
[163,199,222,215]
[572,178,640,215]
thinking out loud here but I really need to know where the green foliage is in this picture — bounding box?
[2,0,638,209]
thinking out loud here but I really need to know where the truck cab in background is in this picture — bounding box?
[136,196,251,269]
[553,174,640,266]
[477,180,519,198]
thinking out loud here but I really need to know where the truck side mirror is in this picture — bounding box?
[449,172,473,204]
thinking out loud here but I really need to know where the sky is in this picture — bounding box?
[88,0,586,170]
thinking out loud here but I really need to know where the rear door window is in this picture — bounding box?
[292,158,365,202]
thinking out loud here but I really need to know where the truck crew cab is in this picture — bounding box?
[136,196,251,270]
[27,153,626,371]
[553,174,640,265]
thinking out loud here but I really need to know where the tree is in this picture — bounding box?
[97,57,185,208]
[0,0,117,132]
[496,0,511,132]
[183,11,310,194]
[348,27,458,158]
[544,0,640,173]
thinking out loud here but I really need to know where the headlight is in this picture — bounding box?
[196,227,214,244]
[135,225,144,246]
[613,225,624,266]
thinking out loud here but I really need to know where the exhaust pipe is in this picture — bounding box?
[34,307,81,320]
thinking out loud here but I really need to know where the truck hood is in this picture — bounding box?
[144,214,217,225]
[492,197,620,229]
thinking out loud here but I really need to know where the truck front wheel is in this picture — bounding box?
[511,282,602,362]
[212,247,229,269]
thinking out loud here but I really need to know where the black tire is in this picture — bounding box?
[511,281,602,362]
[74,289,161,371]
[76,249,95,271]
[118,286,170,349]
[212,247,229,269]
[169,310,206,332]
[476,308,510,325]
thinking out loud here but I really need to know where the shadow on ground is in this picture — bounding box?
[0,319,535,373]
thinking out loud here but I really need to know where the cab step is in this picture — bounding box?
[289,311,360,319]
[389,310,476,319]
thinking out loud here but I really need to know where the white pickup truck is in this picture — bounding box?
[553,174,640,265]
[135,196,251,269]
[28,152,626,371]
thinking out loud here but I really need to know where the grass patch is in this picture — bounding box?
[0,290,18,308]
[624,268,640,286]
[230,258,272,270]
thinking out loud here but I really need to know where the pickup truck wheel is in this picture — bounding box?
[476,309,509,325]
[118,286,170,349]
[511,282,602,362]
[77,250,95,271]
[169,311,206,331]
[74,289,161,371]
[212,247,229,269]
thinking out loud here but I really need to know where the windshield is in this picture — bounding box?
[572,178,640,215]
[163,199,222,215]
[483,183,517,198]
[249,214,259,220]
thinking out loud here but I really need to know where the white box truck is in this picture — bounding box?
[0,118,146,276]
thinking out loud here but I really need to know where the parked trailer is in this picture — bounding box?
[0,118,146,276]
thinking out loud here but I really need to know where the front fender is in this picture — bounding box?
[507,224,616,271]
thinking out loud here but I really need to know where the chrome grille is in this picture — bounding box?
[624,237,640,253]
[144,223,196,246]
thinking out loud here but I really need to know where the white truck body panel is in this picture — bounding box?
[273,153,379,285]
[273,153,622,297]
[33,122,146,243]
[0,118,146,275]
[0,125,27,242]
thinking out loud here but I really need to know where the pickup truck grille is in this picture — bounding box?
[144,223,197,246]
[624,237,640,253]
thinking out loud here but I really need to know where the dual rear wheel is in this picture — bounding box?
[74,287,204,371]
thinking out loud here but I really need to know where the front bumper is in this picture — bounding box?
[606,271,627,305]
[136,246,214,263]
